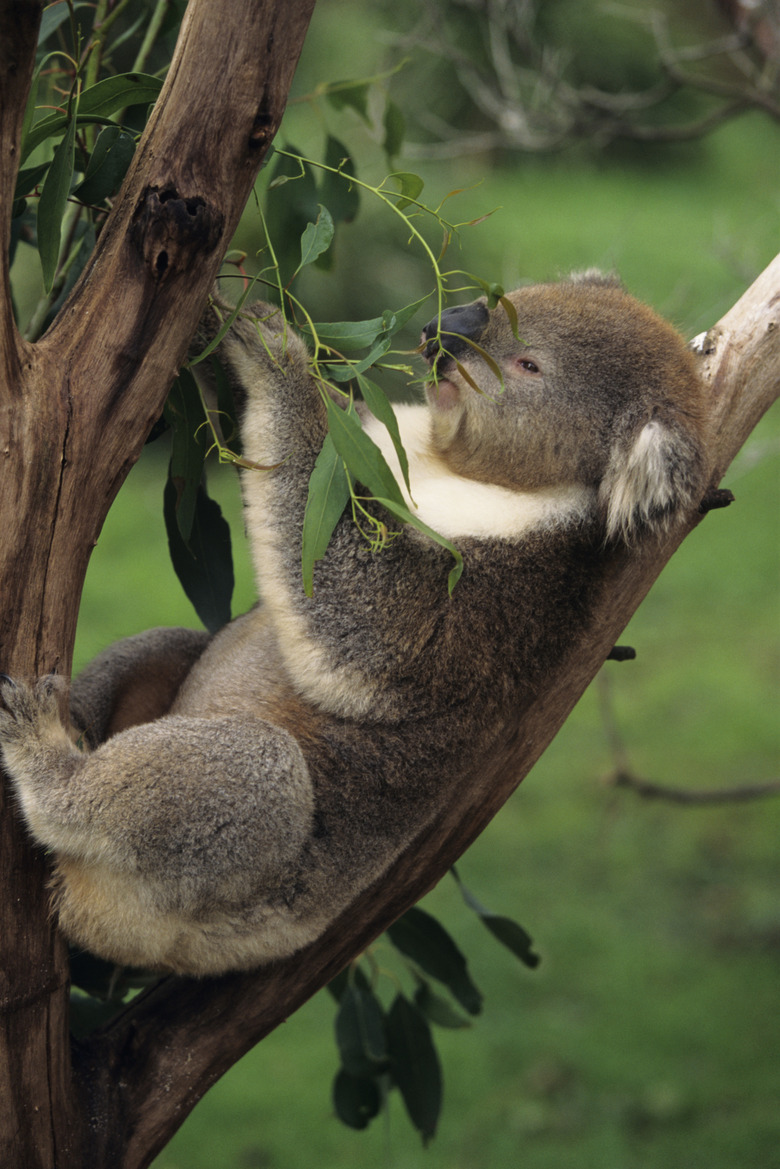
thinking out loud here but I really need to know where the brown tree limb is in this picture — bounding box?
[0,2,315,1166]
[611,772,780,805]
[74,253,780,1168]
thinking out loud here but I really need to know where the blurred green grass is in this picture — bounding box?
[67,19,780,1167]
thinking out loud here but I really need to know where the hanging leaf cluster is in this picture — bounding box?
[329,882,539,1142]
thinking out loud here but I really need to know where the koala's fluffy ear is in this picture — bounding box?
[600,414,705,543]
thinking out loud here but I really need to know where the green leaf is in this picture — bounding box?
[335,984,388,1078]
[298,204,335,271]
[413,980,472,1030]
[307,316,386,353]
[320,135,359,225]
[327,963,371,1003]
[357,374,411,494]
[322,335,391,381]
[14,160,50,203]
[37,4,88,47]
[22,73,162,161]
[452,868,540,969]
[482,914,541,969]
[389,171,424,211]
[73,126,135,204]
[163,474,234,634]
[387,907,482,1017]
[37,103,77,292]
[332,1069,381,1131]
[326,79,371,123]
[385,994,442,1144]
[383,100,405,162]
[163,372,209,541]
[301,434,350,596]
[324,399,405,507]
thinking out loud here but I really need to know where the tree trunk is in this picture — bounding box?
[1,1,778,1166]
[0,2,316,1166]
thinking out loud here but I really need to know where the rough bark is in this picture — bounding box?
[0,2,316,1166]
[0,0,778,1166]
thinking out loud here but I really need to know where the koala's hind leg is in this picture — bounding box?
[0,675,315,970]
[71,627,210,746]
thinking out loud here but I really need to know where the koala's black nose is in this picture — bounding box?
[421,299,490,361]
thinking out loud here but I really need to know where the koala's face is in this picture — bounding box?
[421,277,706,499]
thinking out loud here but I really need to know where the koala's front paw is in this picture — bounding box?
[0,675,65,747]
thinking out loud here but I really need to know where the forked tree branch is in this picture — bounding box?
[76,254,780,1168]
[0,3,316,1166]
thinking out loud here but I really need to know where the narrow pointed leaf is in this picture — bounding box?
[452,868,540,968]
[74,126,135,204]
[387,907,482,1016]
[413,980,472,1030]
[386,994,442,1144]
[332,1069,381,1130]
[164,475,234,633]
[302,433,350,596]
[335,984,388,1078]
[37,106,77,291]
[324,399,405,506]
[22,73,162,161]
[383,100,405,161]
[320,135,359,225]
[326,80,371,123]
[356,375,411,493]
[164,372,209,542]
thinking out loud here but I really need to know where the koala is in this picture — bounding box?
[0,274,708,977]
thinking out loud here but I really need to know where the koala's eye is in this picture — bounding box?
[517,357,541,374]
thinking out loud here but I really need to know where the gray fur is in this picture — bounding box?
[0,278,708,976]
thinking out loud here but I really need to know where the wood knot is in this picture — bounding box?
[130,185,225,281]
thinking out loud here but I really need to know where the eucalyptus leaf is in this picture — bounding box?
[298,204,335,272]
[37,105,77,292]
[163,474,234,634]
[22,73,162,161]
[383,100,405,162]
[320,135,359,226]
[356,374,410,494]
[324,399,405,507]
[387,907,482,1017]
[334,984,388,1078]
[302,433,350,596]
[332,1069,381,1131]
[385,994,442,1144]
[322,335,391,381]
[74,126,135,204]
[452,868,540,969]
[389,170,424,211]
[413,980,472,1030]
[163,372,209,542]
[326,79,370,123]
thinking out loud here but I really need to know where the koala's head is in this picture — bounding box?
[421,273,709,541]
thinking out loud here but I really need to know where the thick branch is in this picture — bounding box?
[78,254,780,1167]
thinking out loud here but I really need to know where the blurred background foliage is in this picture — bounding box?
[10,0,779,1165]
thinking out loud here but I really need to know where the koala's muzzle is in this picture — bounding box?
[421,299,489,364]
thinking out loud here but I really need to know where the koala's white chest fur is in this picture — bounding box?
[362,404,595,539]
